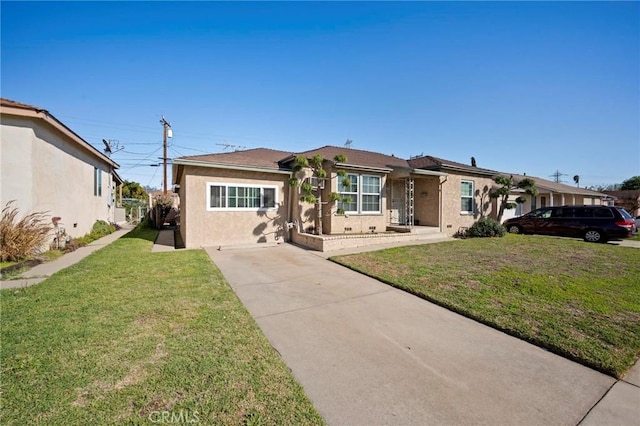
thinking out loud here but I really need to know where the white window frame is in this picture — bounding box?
[460,180,474,214]
[206,182,278,211]
[361,175,381,213]
[338,173,382,215]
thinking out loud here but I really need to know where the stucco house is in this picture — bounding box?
[172,145,610,251]
[500,174,607,222]
[1,98,122,244]
[172,146,496,250]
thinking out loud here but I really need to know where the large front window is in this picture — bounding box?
[461,180,474,214]
[338,173,381,214]
[207,183,277,210]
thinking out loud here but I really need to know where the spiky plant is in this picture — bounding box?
[0,201,52,262]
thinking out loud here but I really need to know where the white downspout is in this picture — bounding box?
[439,175,448,233]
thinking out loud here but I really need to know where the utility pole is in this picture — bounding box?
[549,170,566,184]
[160,116,172,194]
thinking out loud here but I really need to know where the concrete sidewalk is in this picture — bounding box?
[151,227,177,252]
[0,225,133,289]
[206,243,639,426]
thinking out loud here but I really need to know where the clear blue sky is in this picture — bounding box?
[2,1,638,189]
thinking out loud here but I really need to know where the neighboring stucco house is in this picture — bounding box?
[501,174,607,222]
[0,98,122,243]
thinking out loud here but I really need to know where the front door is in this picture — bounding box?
[391,180,406,225]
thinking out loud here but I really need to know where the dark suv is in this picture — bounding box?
[503,205,636,243]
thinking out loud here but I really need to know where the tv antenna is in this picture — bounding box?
[344,139,353,148]
[102,139,124,157]
[216,142,246,151]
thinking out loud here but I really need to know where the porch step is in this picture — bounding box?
[386,225,441,235]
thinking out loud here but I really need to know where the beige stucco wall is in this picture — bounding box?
[1,115,117,243]
[413,177,441,227]
[180,166,290,248]
[178,171,188,247]
[439,173,497,235]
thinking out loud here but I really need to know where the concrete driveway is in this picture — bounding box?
[205,243,632,425]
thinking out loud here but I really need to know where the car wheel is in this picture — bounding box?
[584,229,605,243]
[507,224,522,234]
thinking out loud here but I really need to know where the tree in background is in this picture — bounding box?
[490,175,537,222]
[122,180,147,201]
[620,176,640,191]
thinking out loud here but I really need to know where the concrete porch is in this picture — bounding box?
[291,226,447,252]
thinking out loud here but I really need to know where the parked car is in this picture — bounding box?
[503,205,636,243]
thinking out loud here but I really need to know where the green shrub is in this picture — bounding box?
[88,220,115,241]
[72,220,116,246]
[468,217,506,238]
[0,201,52,262]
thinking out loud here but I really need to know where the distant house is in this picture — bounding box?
[503,174,607,221]
[603,190,640,217]
[0,98,122,243]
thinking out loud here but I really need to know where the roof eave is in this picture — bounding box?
[410,168,448,177]
[335,163,393,173]
[441,165,497,176]
[172,158,293,175]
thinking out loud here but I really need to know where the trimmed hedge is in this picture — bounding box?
[468,217,506,238]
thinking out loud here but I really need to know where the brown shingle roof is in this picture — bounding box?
[294,145,409,170]
[177,148,294,170]
[1,97,46,112]
[509,174,606,196]
[408,155,499,176]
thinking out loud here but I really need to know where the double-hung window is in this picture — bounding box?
[338,173,381,214]
[361,175,381,213]
[338,174,358,213]
[208,183,277,210]
[460,180,474,214]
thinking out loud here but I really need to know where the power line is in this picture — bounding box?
[549,170,568,183]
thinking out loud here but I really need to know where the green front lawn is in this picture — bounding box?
[332,234,640,378]
[1,224,323,425]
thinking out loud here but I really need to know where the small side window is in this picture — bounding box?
[537,209,552,219]
[594,208,614,218]
[575,208,592,218]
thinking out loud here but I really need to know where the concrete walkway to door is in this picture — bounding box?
[205,243,638,426]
